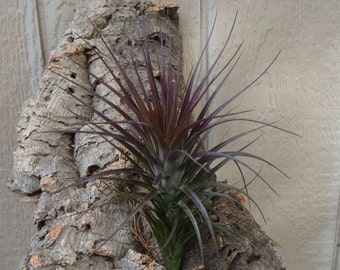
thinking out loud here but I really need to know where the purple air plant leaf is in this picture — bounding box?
[48,12,297,270]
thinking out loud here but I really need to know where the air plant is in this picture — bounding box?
[50,13,294,270]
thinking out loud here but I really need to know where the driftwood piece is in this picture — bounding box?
[9,0,285,269]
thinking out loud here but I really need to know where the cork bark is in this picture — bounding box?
[8,1,285,269]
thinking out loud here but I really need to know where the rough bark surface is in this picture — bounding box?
[8,0,285,269]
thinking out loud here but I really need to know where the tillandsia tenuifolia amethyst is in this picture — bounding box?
[49,12,297,270]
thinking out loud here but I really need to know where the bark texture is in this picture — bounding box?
[9,0,285,269]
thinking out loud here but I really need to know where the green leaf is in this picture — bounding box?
[177,199,204,264]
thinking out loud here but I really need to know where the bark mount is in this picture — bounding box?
[9,1,285,269]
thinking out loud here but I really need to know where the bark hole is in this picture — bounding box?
[67,87,75,94]
[87,165,100,176]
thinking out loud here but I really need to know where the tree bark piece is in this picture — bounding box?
[181,191,286,270]
[11,1,181,269]
[9,1,285,269]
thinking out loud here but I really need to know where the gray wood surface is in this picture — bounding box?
[0,1,80,269]
[0,1,43,269]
